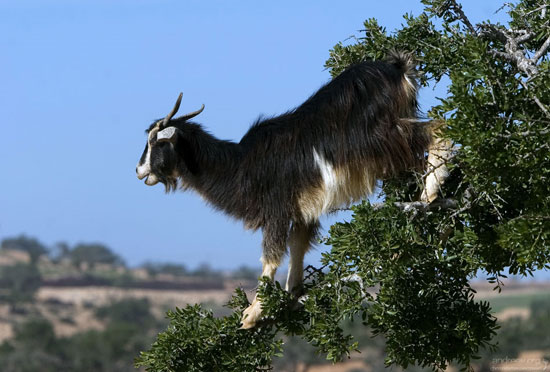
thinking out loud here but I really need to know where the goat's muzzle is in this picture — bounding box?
[136,167,146,180]
[144,174,159,186]
[136,167,158,186]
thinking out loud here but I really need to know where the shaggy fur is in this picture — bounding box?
[137,51,434,328]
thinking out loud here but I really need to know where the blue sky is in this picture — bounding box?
[0,1,510,270]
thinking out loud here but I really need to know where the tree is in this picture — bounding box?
[69,243,124,268]
[95,298,155,327]
[68,299,158,372]
[191,263,221,278]
[0,263,42,310]
[0,302,159,372]
[0,318,64,372]
[1,235,48,263]
[142,262,188,277]
[136,1,550,371]
[231,265,261,281]
[49,241,71,263]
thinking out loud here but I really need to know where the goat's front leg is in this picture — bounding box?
[240,258,279,329]
[241,221,288,329]
[286,222,318,296]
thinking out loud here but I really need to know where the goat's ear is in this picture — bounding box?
[157,127,178,143]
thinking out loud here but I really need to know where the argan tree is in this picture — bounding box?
[1,235,48,264]
[0,263,42,311]
[69,243,125,269]
[136,1,550,370]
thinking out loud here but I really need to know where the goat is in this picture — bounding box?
[136,51,446,329]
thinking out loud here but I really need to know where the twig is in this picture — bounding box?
[484,192,504,221]
[303,264,328,282]
[496,128,550,139]
[447,0,476,33]
[525,4,550,17]
[421,150,458,179]
[449,187,475,220]
[519,80,550,117]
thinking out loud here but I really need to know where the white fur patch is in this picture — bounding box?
[312,149,340,213]
[298,148,376,222]
[136,144,152,180]
[404,74,414,91]
[137,124,162,181]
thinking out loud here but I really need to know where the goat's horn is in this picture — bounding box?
[161,92,183,128]
[177,104,205,121]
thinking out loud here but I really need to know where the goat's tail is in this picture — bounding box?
[386,50,417,88]
[386,50,415,74]
[420,120,453,203]
[384,50,452,202]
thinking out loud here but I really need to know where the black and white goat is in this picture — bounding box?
[136,52,447,328]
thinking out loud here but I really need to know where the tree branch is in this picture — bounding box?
[372,198,459,212]
[496,128,550,139]
[330,198,459,214]
[478,24,540,76]
[515,32,535,44]
[525,4,550,17]
[533,35,550,61]
[476,19,550,118]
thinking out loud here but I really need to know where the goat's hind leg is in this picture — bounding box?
[240,221,289,329]
[421,123,453,203]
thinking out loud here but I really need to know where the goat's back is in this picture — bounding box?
[235,55,431,226]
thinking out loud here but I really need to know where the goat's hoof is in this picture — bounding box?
[240,312,257,329]
[240,300,262,329]
[239,319,256,329]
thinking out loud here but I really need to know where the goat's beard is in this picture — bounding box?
[159,175,179,193]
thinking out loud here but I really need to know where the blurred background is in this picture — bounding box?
[1,1,548,371]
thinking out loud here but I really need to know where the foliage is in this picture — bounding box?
[0,263,42,308]
[96,298,155,327]
[0,299,159,372]
[470,296,550,371]
[65,298,157,372]
[190,263,222,278]
[230,265,261,281]
[490,297,550,358]
[0,317,65,372]
[1,235,48,263]
[143,262,188,277]
[49,241,71,263]
[135,288,282,372]
[136,289,282,372]
[69,243,125,268]
[138,1,549,371]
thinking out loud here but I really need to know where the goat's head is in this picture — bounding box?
[136,93,205,190]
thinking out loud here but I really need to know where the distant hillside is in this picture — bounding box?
[0,237,259,291]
